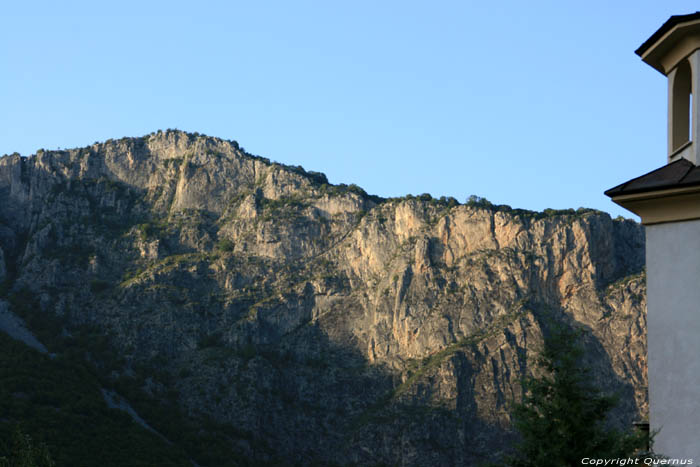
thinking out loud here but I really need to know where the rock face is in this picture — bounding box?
[0,130,647,465]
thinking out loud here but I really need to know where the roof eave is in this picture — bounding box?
[636,12,700,74]
[610,185,700,225]
[636,12,700,57]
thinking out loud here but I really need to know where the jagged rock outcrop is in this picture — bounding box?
[0,130,646,465]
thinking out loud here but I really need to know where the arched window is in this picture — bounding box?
[672,59,692,151]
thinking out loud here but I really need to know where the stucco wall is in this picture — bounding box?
[647,220,700,461]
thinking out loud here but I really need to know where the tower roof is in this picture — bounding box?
[605,159,700,225]
[636,12,700,74]
[604,158,700,197]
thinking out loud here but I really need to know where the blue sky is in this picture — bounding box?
[2,1,699,218]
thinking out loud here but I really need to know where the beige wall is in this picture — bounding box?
[646,220,700,460]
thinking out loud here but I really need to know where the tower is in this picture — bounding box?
[639,12,700,164]
[606,12,700,459]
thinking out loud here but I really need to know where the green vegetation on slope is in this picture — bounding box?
[0,425,55,467]
[0,332,192,467]
[3,290,268,466]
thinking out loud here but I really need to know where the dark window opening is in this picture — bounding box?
[672,59,692,151]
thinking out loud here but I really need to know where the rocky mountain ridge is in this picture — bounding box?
[0,130,646,465]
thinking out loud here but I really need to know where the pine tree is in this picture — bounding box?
[505,324,647,466]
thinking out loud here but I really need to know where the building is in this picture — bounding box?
[606,12,700,459]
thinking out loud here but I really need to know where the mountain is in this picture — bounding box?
[0,130,646,466]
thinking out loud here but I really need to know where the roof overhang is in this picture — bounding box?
[636,12,700,74]
[605,159,700,225]
[610,185,700,225]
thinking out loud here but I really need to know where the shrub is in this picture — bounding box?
[137,220,166,241]
[466,194,493,208]
[216,239,234,253]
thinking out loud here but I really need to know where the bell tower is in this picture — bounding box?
[637,13,700,164]
[606,12,700,460]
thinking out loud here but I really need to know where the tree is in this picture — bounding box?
[0,426,55,467]
[505,324,647,466]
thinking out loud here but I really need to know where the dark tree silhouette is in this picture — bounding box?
[505,324,647,467]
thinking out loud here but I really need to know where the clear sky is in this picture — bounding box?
[2,1,699,218]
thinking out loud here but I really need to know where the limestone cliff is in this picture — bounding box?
[0,130,646,465]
